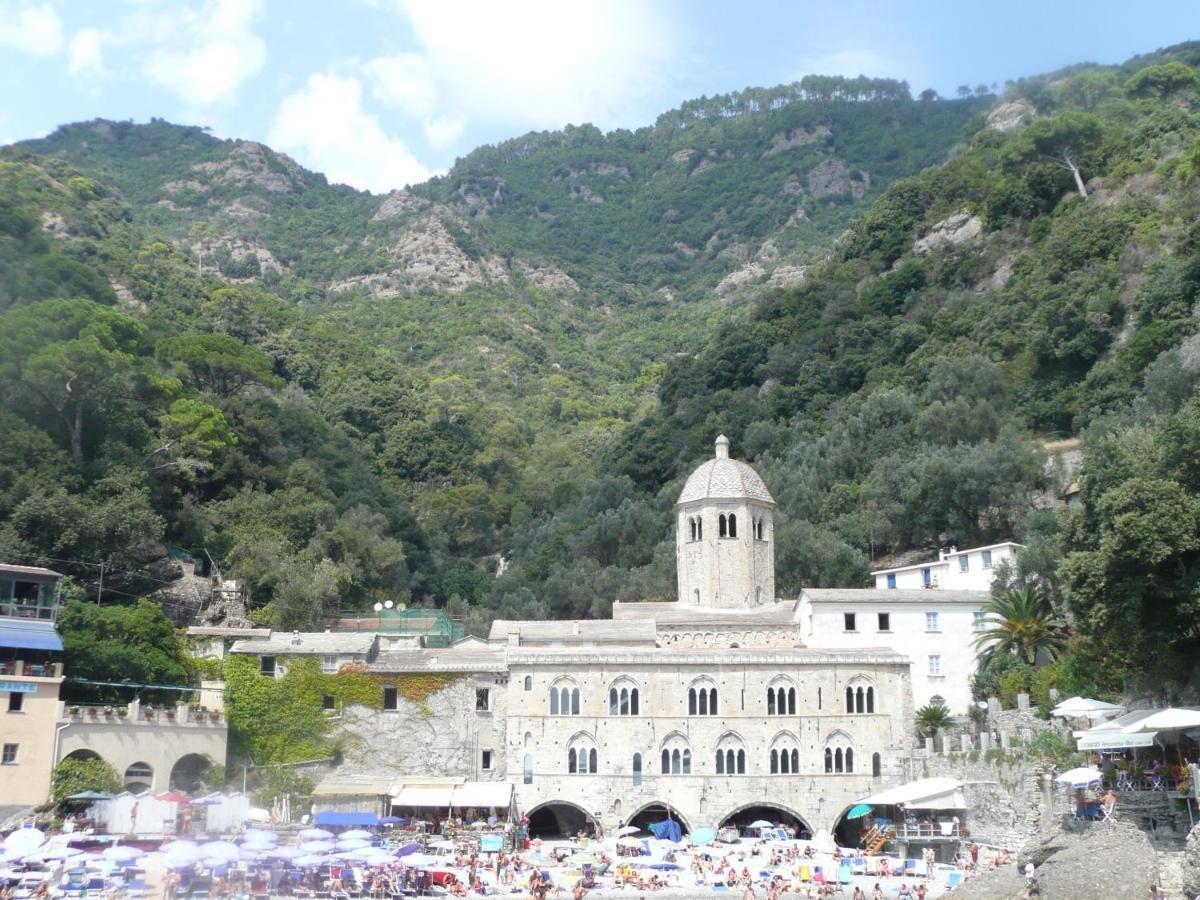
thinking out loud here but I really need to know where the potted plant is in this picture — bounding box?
[103,706,115,717]
[68,705,80,717]
[165,707,176,721]
[144,705,157,720]
[116,707,128,719]
[85,706,98,718]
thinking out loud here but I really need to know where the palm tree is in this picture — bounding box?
[915,703,953,747]
[973,586,1067,667]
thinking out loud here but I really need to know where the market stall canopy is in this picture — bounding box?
[1052,696,1125,720]
[1121,708,1200,734]
[312,811,380,827]
[861,777,965,809]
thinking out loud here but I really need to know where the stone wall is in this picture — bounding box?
[335,673,507,783]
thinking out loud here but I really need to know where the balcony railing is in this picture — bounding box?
[0,600,58,621]
[0,660,62,677]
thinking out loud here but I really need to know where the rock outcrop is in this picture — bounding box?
[190,141,306,194]
[1183,822,1200,898]
[985,99,1035,133]
[762,125,832,157]
[949,819,1158,899]
[806,158,869,200]
[372,189,430,221]
[913,211,983,255]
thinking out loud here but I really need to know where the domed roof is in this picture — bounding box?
[676,436,775,506]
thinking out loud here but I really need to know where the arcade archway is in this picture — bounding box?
[624,802,691,836]
[526,800,597,839]
[718,803,812,839]
[169,754,212,793]
[833,806,868,848]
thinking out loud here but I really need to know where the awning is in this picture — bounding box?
[1122,708,1200,734]
[1077,731,1157,750]
[450,782,512,809]
[861,777,964,808]
[392,785,456,808]
[313,811,379,827]
[391,782,513,809]
[313,773,395,797]
[0,620,62,652]
[905,790,966,810]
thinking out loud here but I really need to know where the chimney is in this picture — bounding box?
[715,434,730,460]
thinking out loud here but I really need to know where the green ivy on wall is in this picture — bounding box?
[223,654,459,764]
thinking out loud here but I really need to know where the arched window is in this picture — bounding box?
[689,679,717,716]
[929,694,945,707]
[523,753,533,784]
[728,514,737,537]
[523,675,532,691]
[824,731,856,775]
[769,732,800,776]
[872,752,882,778]
[568,733,597,775]
[697,518,702,540]
[717,733,747,776]
[551,679,581,716]
[632,753,642,786]
[719,514,728,538]
[660,734,692,776]
[768,677,796,716]
[689,518,697,541]
[610,687,618,715]
[845,677,877,715]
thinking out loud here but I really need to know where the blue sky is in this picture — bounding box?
[1,0,1194,193]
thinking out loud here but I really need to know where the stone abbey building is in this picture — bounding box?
[227,437,993,844]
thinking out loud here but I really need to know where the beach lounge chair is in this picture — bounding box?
[851,857,866,875]
[798,865,810,882]
[948,872,962,889]
[905,859,918,877]
[838,862,851,885]
[1101,798,1116,822]
[126,878,148,898]
[813,867,825,886]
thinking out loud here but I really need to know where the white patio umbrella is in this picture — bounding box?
[300,840,335,852]
[298,828,334,840]
[340,829,373,840]
[1054,766,1103,786]
[617,837,643,849]
[1052,697,1125,720]
[200,841,241,860]
[616,826,640,836]
[336,838,370,850]
[748,820,773,829]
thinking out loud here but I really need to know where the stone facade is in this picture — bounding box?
[285,437,992,843]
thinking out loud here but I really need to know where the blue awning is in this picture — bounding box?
[314,811,380,826]
[0,620,63,652]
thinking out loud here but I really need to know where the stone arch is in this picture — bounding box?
[124,761,154,793]
[526,799,597,839]
[63,749,102,763]
[625,802,691,836]
[832,802,874,848]
[717,801,812,838]
[169,753,213,793]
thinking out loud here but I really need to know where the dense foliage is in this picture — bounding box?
[50,756,121,807]
[2,45,1200,703]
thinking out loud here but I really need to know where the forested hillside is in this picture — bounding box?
[3,47,1200,696]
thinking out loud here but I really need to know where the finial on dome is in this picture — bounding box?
[714,434,730,460]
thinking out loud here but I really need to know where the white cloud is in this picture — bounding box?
[67,28,103,77]
[423,115,464,149]
[0,1,64,55]
[364,53,438,118]
[393,0,676,130]
[143,0,267,106]
[269,72,431,193]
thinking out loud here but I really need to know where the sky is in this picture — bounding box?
[0,0,1195,194]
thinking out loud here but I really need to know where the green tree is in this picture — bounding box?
[1003,111,1106,199]
[51,756,121,807]
[158,333,277,398]
[973,586,1068,667]
[0,299,148,463]
[146,398,237,477]
[57,599,190,702]
[1125,61,1199,99]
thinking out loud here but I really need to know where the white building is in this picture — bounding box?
[218,436,993,846]
[870,542,1021,592]
[798,589,989,715]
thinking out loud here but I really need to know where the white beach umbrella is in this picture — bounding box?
[300,840,335,852]
[1054,766,1103,786]
[3,829,44,852]
[616,826,640,836]
[1052,697,1125,720]
[100,846,145,861]
[298,828,333,840]
[336,838,370,850]
[340,829,373,840]
[200,841,241,860]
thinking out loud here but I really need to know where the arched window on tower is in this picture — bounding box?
[697,518,702,540]
[719,514,728,538]
[689,518,697,541]
[728,514,737,537]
